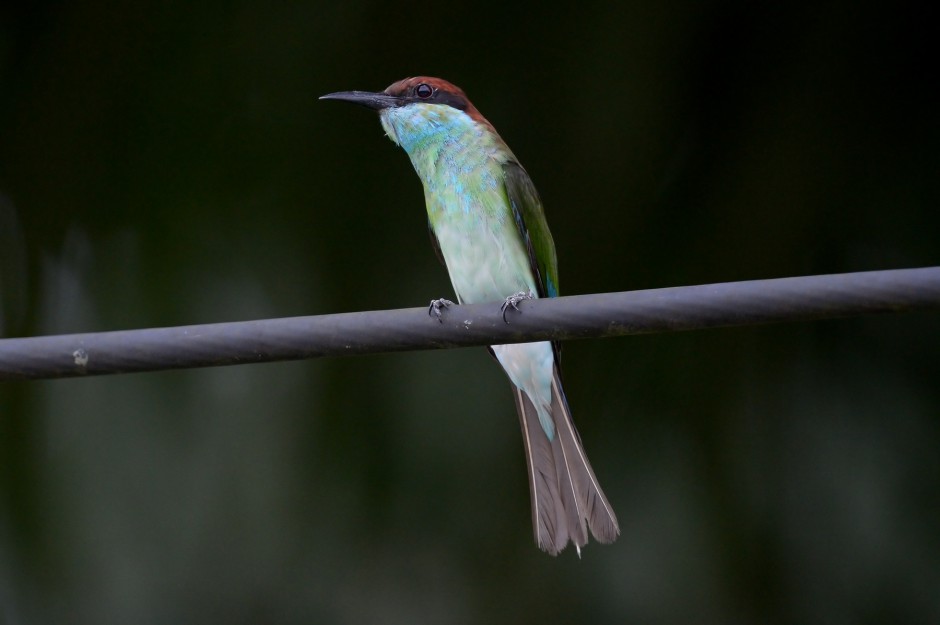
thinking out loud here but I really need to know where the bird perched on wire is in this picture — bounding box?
[321,77,618,555]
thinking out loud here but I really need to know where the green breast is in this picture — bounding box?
[380,103,537,303]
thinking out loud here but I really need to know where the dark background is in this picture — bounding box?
[2,2,938,623]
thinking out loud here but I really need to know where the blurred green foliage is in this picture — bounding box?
[1,2,938,623]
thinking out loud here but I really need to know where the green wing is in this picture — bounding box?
[502,161,559,298]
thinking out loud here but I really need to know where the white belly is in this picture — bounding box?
[433,216,537,305]
[434,215,556,437]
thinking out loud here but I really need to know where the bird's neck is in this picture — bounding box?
[379,104,511,187]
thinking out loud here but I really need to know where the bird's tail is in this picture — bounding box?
[513,365,620,555]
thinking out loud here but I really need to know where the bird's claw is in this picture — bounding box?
[500,290,534,323]
[428,298,454,323]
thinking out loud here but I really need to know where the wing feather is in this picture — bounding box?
[501,161,559,299]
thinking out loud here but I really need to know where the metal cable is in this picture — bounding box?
[2,267,939,381]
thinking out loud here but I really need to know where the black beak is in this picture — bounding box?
[319,90,399,111]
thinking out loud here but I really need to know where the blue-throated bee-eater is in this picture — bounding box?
[321,77,619,555]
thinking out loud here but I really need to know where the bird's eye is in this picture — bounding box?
[415,83,433,99]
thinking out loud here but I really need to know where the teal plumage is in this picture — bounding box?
[322,77,618,555]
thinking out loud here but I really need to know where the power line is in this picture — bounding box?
[2,267,939,382]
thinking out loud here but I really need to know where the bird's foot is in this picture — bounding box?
[500,290,534,323]
[428,298,455,323]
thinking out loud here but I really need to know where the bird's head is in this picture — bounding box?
[321,76,495,150]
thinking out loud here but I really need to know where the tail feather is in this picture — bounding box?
[514,366,619,555]
[551,368,620,544]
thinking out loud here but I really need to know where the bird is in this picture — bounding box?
[321,77,618,555]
